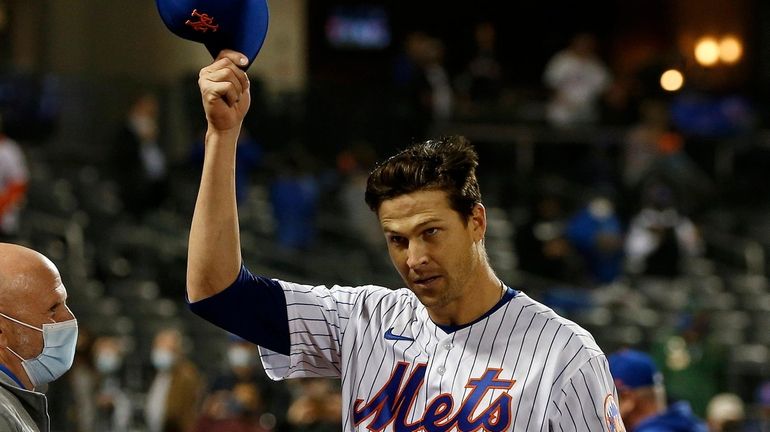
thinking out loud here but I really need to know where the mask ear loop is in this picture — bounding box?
[4,344,25,362]
[0,311,44,332]
[0,311,43,369]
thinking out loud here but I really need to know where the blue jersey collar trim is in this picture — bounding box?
[0,364,25,388]
[437,286,518,333]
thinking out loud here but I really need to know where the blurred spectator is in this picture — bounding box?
[455,21,503,116]
[651,133,714,215]
[93,335,132,432]
[623,99,672,193]
[705,393,745,432]
[608,348,708,431]
[112,92,169,219]
[190,126,263,203]
[193,336,289,432]
[394,33,454,140]
[392,31,427,88]
[336,143,382,252]
[565,192,624,285]
[514,190,578,282]
[269,149,320,251]
[417,36,454,126]
[622,99,715,214]
[391,31,430,142]
[625,182,704,278]
[0,124,28,240]
[144,328,204,432]
[543,33,612,128]
[286,378,342,432]
[651,311,728,418]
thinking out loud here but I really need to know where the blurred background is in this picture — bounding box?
[2,0,770,430]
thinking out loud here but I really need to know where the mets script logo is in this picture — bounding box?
[604,394,626,432]
[353,362,515,431]
[185,9,219,33]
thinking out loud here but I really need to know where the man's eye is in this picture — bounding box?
[425,228,438,236]
[389,236,406,246]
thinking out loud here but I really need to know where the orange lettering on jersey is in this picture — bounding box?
[185,9,219,33]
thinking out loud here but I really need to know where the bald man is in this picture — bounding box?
[0,242,78,432]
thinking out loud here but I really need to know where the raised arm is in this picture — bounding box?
[187,51,251,302]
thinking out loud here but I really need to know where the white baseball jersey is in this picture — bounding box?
[259,281,625,431]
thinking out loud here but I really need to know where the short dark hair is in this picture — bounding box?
[365,136,481,219]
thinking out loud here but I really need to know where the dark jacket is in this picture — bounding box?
[635,401,708,432]
[0,370,49,432]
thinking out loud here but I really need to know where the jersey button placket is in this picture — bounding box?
[436,339,452,376]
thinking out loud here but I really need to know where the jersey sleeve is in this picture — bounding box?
[259,281,369,381]
[188,265,291,355]
[550,354,626,432]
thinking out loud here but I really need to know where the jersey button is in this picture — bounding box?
[437,366,446,375]
[443,342,453,350]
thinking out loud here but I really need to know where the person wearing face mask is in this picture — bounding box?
[112,91,169,220]
[144,327,204,432]
[93,335,132,432]
[0,242,79,432]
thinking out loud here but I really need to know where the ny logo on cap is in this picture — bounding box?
[185,9,219,33]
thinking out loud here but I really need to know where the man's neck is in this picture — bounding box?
[0,350,34,390]
[0,363,26,389]
[629,402,664,430]
[428,265,503,326]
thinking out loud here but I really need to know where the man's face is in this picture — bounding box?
[9,262,73,360]
[377,190,485,318]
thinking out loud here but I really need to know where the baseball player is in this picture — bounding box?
[187,50,626,431]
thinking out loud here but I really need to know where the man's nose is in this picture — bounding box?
[59,304,76,322]
[406,241,429,269]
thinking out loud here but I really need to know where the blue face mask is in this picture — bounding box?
[0,311,78,388]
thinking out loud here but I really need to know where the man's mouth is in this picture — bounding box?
[413,275,440,286]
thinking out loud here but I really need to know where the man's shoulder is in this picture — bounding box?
[278,281,417,309]
[352,285,418,307]
[637,401,708,432]
[0,384,36,431]
[0,381,19,404]
[512,292,604,353]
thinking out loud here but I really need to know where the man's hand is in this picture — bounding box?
[199,50,251,132]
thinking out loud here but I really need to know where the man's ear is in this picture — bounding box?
[470,203,487,241]
[0,323,8,349]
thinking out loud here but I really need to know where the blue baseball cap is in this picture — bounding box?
[608,349,661,391]
[156,0,269,68]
